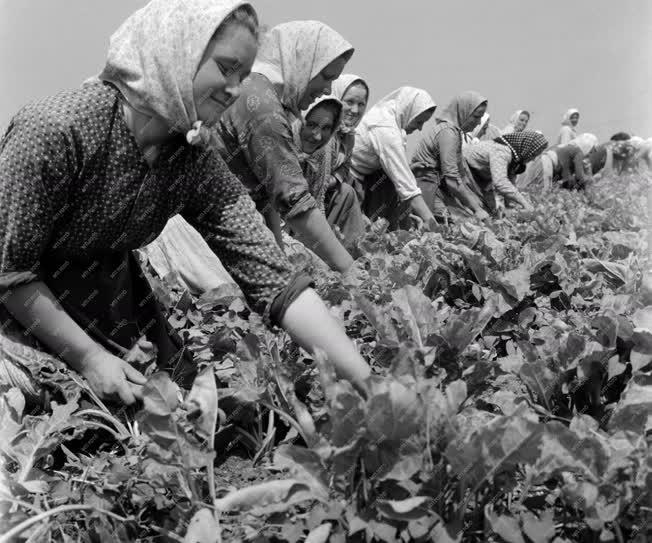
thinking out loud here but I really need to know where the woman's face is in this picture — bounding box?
[299,55,348,110]
[570,113,580,127]
[405,108,435,135]
[462,103,487,132]
[514,113,529,132]
[340,83,368,129]
[193,23,258,126]
[300,105,337,154]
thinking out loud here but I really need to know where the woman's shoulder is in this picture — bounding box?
[230,74,284,119]
[7,81,119,140]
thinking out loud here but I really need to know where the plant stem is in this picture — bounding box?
[0,504,131,543]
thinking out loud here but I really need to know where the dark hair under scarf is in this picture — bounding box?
[495,131,548,175]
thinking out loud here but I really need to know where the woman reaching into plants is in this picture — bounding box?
[289,96,366,245]
[411,90,491,223]
[350,87,438,230]
[210,20,357,273]
[463,131,548,214]
[0,0,371,406]
[307,74,371,247]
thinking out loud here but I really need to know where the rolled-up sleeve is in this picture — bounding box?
[245,112,318,220]
[369,127,421,201]
[0,114,73,291]
[438,127,463,185]
[488,145,520,197]
[182,149,312,325]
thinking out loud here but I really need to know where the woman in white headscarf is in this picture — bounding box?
[350,87,437,230]
[502,110,530,134]
[520,133,596,191]
[0,0,371,405]
[212,21,357,273]
[557,108,580,145]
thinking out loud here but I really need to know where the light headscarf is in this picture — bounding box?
[99,0,253,145]
[569,133,598,155]
[329,73,369,134]
[361,87,436,131]
[471,113,491,138]
[495,130,549,165]
[293,97,344,157]
[561,108,580,126]
[252,21,354,118]
[436,90,487,131]
[292,97,343,210]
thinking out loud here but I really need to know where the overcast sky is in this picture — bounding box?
[1,0,651,144]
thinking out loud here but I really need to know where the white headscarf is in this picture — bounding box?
[361,87,436,131]
[252,21,354,118]
[569,133,598,154]
[99,0,253,144]
[329,73,369,134]
[503,109,527,134]
[471,113,491,138]
[561,108,580,126]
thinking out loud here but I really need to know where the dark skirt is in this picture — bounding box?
[356,170,411,231]
[1,250,196,398]
[324,182,366,247]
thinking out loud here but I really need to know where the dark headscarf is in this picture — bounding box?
[495,131,548,175]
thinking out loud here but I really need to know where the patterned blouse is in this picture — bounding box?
[213,74,318,220]
[0,81,298,320]
[463,141,520,198]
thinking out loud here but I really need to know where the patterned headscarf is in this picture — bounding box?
[361,87,436,131]
[561,108,580,126]
[436,90,487,130]
[495,130,549,164]
[569,133,598,155]
[252,21,354,118]
[293,97,344,156]
[329,74,369,134]
[292,97,343,211]
[99,0,253,144]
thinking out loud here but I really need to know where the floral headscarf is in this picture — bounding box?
[292,97,343,210]
[99,0,253,145]
[252,21,354,118]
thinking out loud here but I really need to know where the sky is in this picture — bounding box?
[1,0,651,146]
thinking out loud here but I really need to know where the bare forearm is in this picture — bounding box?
[445,178,483,212]
[3,281,101,370]
[408,195,435,223]
[280,289,371,389]
[287,208,353,273]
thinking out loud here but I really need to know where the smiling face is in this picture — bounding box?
[300,103,338,154]
[299,55,349,110]
[462,102,488,132]
[570,112,580,127]
[514,112,530,132]
[192,22,258,126]
[405,108,435,135]
[340,82,368,129]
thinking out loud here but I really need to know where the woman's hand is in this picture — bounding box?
[79,349,147,405]
[474,208,490,221]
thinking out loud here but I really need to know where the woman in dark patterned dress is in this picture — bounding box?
[0,0,371,405]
